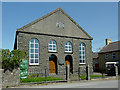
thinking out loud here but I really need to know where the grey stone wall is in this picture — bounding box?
[0,69,3,89]
[17,32,93,80]
[2,68,20,88]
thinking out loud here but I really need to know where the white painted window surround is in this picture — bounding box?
[29,39,39,65]
[79,43,86,64]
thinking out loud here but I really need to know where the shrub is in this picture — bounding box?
[2,49,27,71]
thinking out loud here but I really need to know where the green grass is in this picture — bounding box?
[80,75,105,80]
[20,77,64,83]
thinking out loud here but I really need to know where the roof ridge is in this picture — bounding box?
[109,40,120,44]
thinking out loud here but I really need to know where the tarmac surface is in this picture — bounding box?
[16,79,118,88]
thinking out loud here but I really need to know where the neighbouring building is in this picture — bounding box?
[98,39,120,73]
[92,52,99,72]
[14,8,93,79]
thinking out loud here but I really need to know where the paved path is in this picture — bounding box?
[17,79,118,88]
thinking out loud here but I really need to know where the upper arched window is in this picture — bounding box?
[65,42,72,52]
[29,39,39,65]
[79,42,85,64]
[48,40,57,52]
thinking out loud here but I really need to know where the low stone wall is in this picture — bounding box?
[2,68,20,88]
[0,69,2,89]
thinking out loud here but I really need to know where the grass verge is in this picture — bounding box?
[20,77,64,83]
[80,75,105,80]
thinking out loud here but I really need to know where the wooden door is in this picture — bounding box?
[65,60,70,72]
[49,60,56,74]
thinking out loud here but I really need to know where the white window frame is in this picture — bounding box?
[29,39,39,65]
[79,43,86,64]
[112,53,116,59]
[65,42,72,53]
[105,54,108,60]
[48,40,57,52]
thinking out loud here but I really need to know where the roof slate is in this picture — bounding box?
[99,41,120,53]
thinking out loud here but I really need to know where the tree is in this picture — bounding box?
[2,49,27,71]
[2,49,11,69]
[10,49,27,69]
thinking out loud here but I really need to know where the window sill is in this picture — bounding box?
[48,51,57,53]
[64,51,73,54]
[29,63,39,65]
[79,63,86,65]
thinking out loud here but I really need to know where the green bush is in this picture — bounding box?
[2,49,27,70]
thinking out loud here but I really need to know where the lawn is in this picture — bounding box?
[20,77,64,83]
[80,75,105,80]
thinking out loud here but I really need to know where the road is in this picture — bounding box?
[17,80,118,88]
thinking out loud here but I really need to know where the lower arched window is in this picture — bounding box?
[79,42,85,64]
[29,39,39,65]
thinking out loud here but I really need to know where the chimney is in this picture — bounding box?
[106,38,111,45]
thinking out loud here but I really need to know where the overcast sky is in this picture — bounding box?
[2,2,118,52]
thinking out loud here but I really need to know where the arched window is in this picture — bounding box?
[79,42,85,64]
[29,39,39,65]
[48,40,56,52]
[65,42,72,52]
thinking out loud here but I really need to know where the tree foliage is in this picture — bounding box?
[2,49,27,70]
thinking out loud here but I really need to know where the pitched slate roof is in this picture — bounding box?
[17,7,93,39]
[99,41,120,53]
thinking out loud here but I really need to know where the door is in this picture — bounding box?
[49,55,57,74]
[65,55,73,73]
[65,60,70,72]
[49,60,56,74]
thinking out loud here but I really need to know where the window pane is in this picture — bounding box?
[49,40,52,44]
[35,44,38,48]
[30,59,34,63]
[83,51,84,54]
[30,44,34,48]
[80,60,82,63]
[53,41,56,44]
[53,49,56,51]
[30,49,34,53]
[53,45,56,47]
[69,48,72,51]
[30,54,34,58]
[35,39,39,43]
[35,59,38,63]
[49,45,52,47]
[35,49,38,53]
[35,54,38,58]
[65,49,68,51]
[49,48,52,51]
[65,46,68,48]
[30,39,34,43]
[83,60,85,63]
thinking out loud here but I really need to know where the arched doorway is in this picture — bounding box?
[49,54,57,74]
[65,55,73,74]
